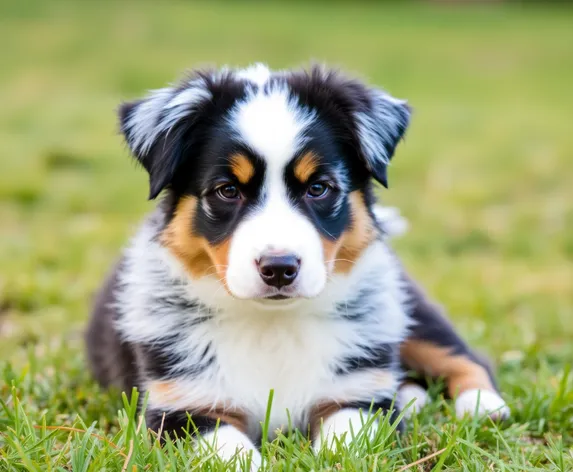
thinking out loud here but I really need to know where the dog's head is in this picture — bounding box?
[120,64,410,301]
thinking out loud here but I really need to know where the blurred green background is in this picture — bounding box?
[1,0,572,370]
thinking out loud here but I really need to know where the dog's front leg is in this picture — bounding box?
[146,407,261,469]
[312,408,371,451]
[310,397,402,452]
[144,377,260,469]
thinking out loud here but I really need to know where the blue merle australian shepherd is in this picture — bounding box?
[86,64,509,466]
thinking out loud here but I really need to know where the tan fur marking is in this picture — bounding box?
[161,196,230,281]
[230,153,255,184]
[309,402,343,436]
[322,191,376,274]
[373,369,396,389]
[148,381,248,433]
[401,340,495,398]
[193,407,248,433]
[148,380,185,405]
[294,152,319,183]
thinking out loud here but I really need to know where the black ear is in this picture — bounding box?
[292,66,412,188]
[353,89,411,188]
[118,82,212,199]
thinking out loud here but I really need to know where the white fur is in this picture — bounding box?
[225,191,327,299]
[236,63,271,87]
[455,389,510,420]
[313,408,373,451]
[354,90,408,169]
[230,85,315,166]
[199,425,261,470]
[372,205,409,239]
[329,163,350,218]
[397,383,429,418]
[223,86,325,299]
[116,215,410,439]
[124,80,211,156]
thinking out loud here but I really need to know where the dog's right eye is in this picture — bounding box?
[306,182,330,199]
[216,184,241,201]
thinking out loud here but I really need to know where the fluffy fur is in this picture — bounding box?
[86,64,509,462]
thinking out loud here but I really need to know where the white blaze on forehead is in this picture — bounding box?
[230,88,316,169]
[225,86,321,300]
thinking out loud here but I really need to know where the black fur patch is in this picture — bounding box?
[282,120,367,241]
[139,338,215,380]
[346,397,404,433]
[119,70,249,200]
[334,282,380,321]
[146,408,220,437]
[336,344,398,375]
[284,66,410,188]
[190,144,266,245]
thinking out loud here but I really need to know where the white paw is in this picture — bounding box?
[397,383,429,418]
[313,408,374,452]
[455,389,510,420]
[199,425,261,470]
[372,205,409,239]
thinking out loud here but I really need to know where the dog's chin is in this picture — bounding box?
[230,290,316,311]
[251,297,303,310]
[226,287,300,302]
[266,294,291,300]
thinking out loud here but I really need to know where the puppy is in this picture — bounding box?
[86,64,509,464]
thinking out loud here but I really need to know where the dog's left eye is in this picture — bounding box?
[216,184,241,200]
[306,182,329,199]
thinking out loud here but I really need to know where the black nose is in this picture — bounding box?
[258,254,300,289]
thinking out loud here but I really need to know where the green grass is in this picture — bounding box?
[1,0,572,470]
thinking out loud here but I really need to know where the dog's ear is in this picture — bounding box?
[352,88,411,188]
[118,81,212,199]
[295,66,411,188]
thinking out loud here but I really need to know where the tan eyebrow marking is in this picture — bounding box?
[230,153,255,184]
[294,151,319,183]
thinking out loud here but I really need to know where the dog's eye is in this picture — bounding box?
[216,184,241,200]
[306,182,329,199]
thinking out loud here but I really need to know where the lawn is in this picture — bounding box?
[1,0,572,470]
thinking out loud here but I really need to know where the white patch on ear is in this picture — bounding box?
[397,383,429,418]
[372,205,409,239]
[312,408,374,452]
[455,389,510,420]
[198,425,261,470]
[354,90,410,170]
[123,80,211,156]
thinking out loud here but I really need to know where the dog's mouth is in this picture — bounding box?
[266,294,290,300]
[249,291,305,309]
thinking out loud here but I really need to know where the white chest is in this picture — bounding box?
[210,315,350,418]
[187,302,404,433]
[122,234,410,433]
